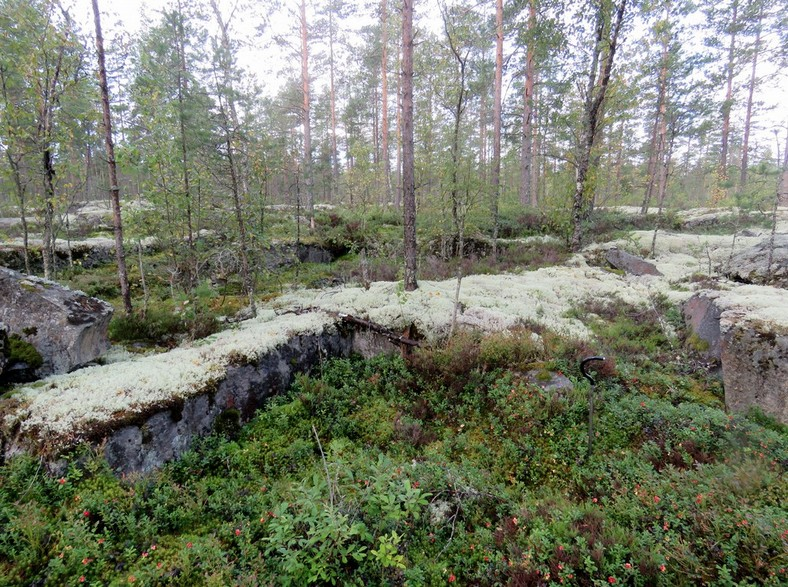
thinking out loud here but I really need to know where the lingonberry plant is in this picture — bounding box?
[1,327,785,585]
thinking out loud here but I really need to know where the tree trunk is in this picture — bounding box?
[39,45,66,280]
[395,41,403,211]
[570,0,627,252]
[0,67,31,273]
[329,7,339,201]
[612,118,625,205]
[300,0,314,228]
[718,0,738,193]
[372,83,380,166]
[479,91,487,183]
[211,0,255,315]
[491,0,503,255]
[175,0,194,257]
[443,9,468,254]
[739,1,762,190]
[381,0,392,204]
[93,0,133,315]
[641,19,670,215]
[402,0,417,291]
[531,83,540,204]
[519,0,536,207]
[650,119,677,256]
[41,152,56,280]
[767,130,788,275]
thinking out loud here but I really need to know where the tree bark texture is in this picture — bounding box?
[210,0,255,314]
[641,16,670,215]
[570,0,627,252]
[519,0,536,207]
[381,0,392,203]
[491,0,503,254]
[0,66,31,274]
[92,0,133,315]
[739,1,762,189]
[329,7,339,200]
[175,0,194,256]
[718,0,738,192]
[402,0,417,291]
[39,43,66,280]
[300,0,314,228]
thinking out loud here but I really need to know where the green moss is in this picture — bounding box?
[19,280,40,293]
[685,332,711,352]
[535,368,553,382]
[8,334,43,369]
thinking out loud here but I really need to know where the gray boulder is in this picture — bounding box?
[524,369,574,393]
[724,234,788,288]
[605,248,663,276]
[0,267,113,376]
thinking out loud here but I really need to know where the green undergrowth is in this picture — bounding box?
[1,323,786,586]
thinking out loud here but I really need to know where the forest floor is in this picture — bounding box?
[0,205,787,585]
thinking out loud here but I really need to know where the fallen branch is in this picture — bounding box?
[337,313,420,348]
[277,307,420,349]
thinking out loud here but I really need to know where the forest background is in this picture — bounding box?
[1,0,787,307]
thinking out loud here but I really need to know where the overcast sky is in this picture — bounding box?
[68,0,787,157]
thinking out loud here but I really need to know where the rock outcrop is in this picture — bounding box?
[1,311,376,474]
[0,267,113,376]
[724,234,788,288]
[102,331,352,474]
[721,317,787,425]
[605,248,663,276]
[684,289,788,424]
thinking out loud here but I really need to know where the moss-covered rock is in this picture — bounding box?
[7,334,43,370]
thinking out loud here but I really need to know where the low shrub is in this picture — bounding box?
[1,332,785,586]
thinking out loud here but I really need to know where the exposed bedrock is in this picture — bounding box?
[103,331,354,475]
[0,323,8,377]
[101,327,406,475]
[684,290,788,424]
[724,234,788,288]
[721,318,788,425]
[682,292,723,361]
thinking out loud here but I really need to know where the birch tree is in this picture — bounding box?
[569,0,628,252]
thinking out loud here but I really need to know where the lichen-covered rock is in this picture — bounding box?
[724,234,788,288]
[1,310,340,465]
[721,317,788,425]
[0,266,113,376]
[97,331,352,474]
[605,248,663,276]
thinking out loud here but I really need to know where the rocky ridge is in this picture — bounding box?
[1,207,787,471]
